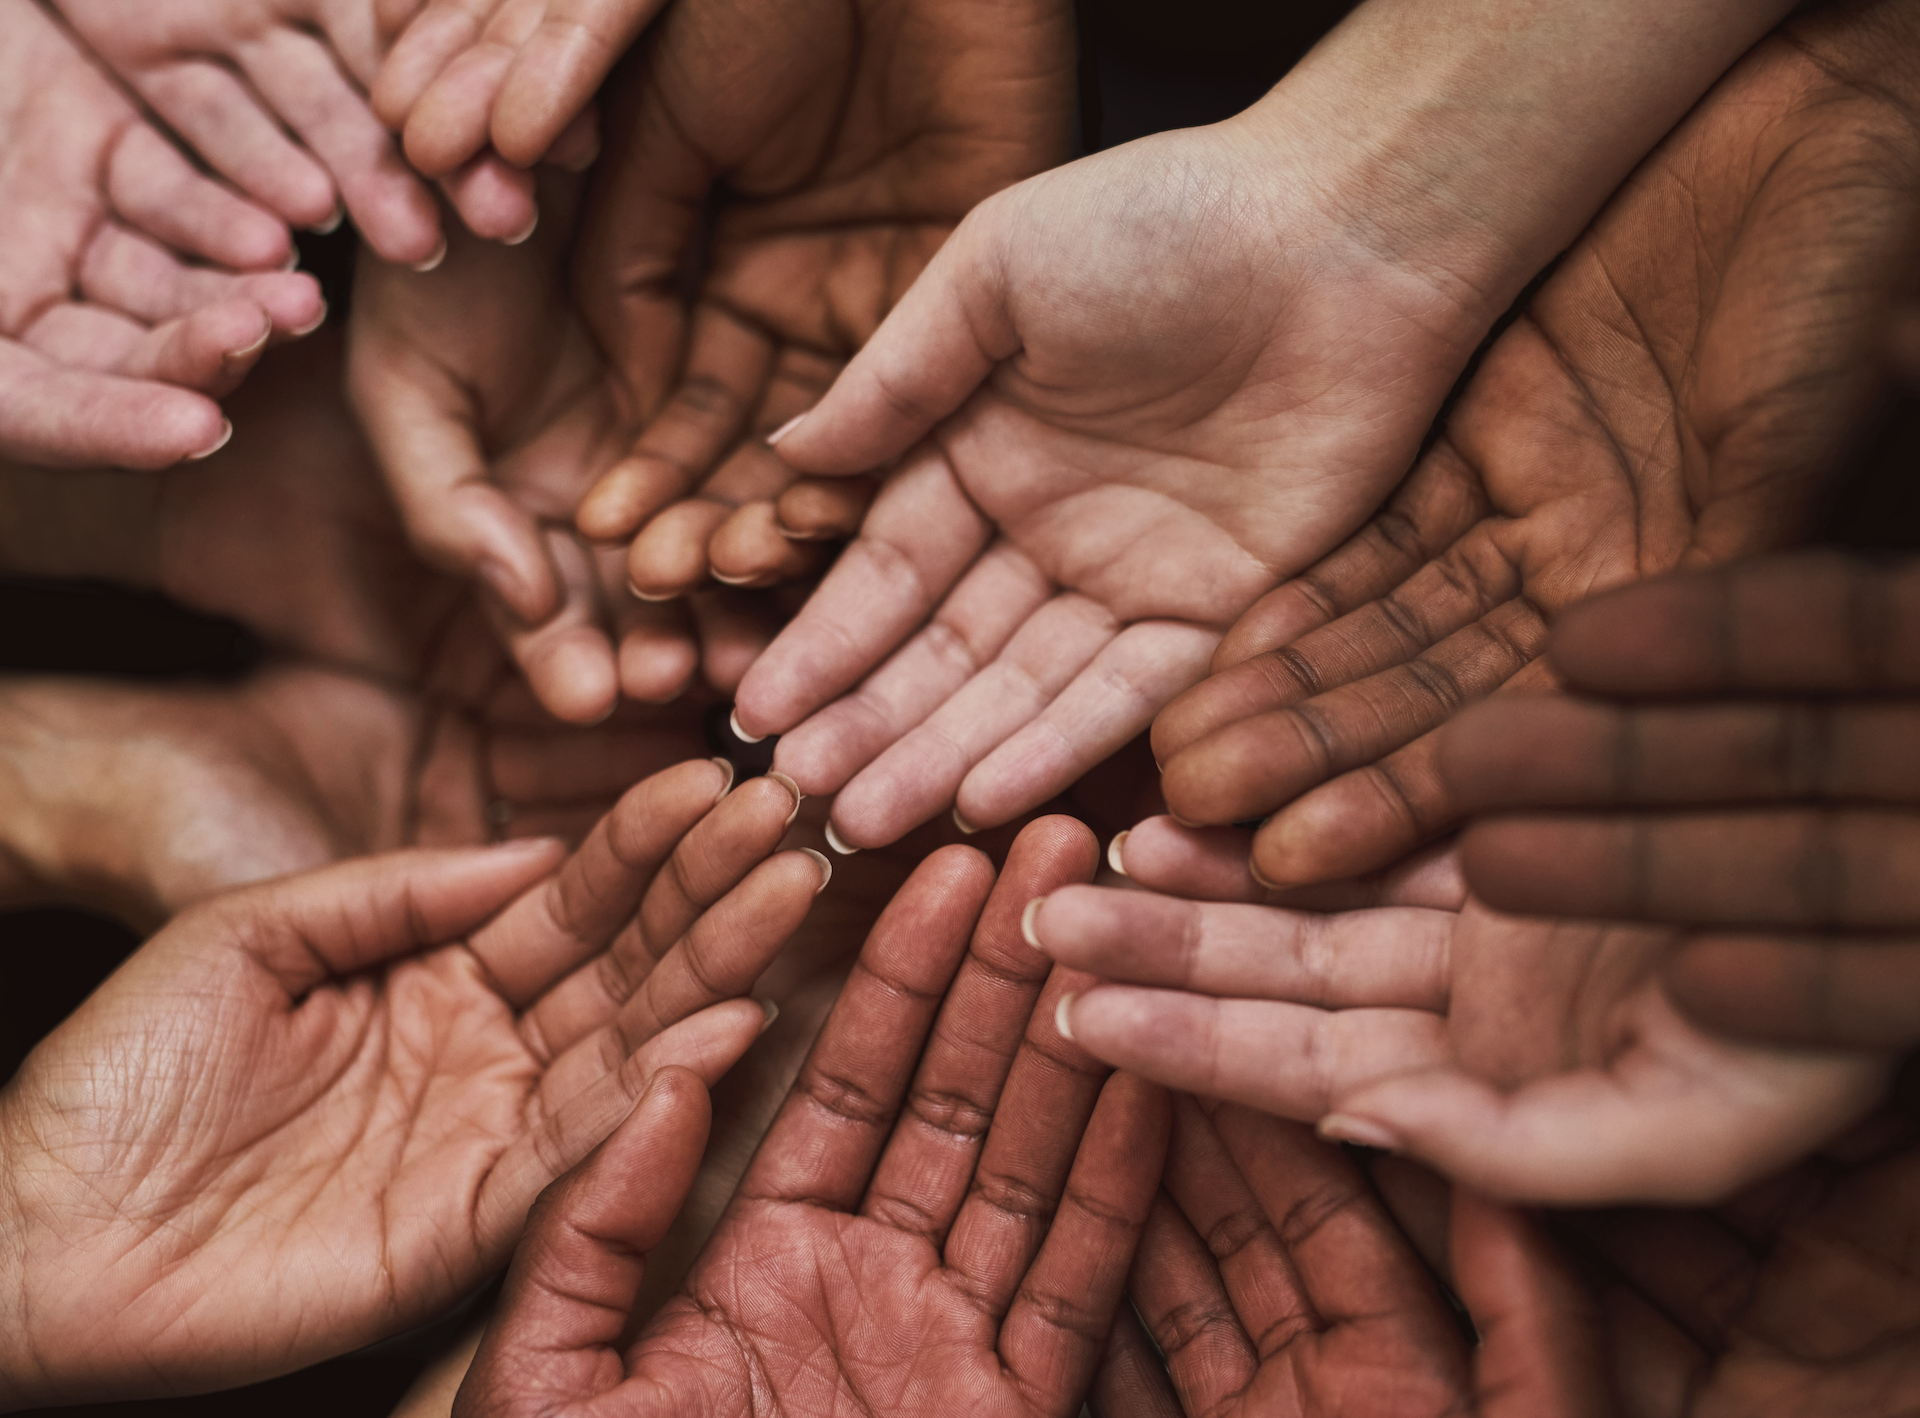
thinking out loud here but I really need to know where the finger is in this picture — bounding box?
[29,299,274,397]
[460,1066,709,1416]
[687,587,786,696]
[1113,816,1469,911]
[374,0,497,129]
[615,596,702,703]
[959,621,1220,833]
[1057,986,1448,1122]
[198,838,568,993]
[1665,932,1920,1050]
[1551,552,1920,697]
[77,223,325,337]
[492,0,671,166]
[1463,808,1920,929]
[1445,695,1920,813]
[628,498,732,598]
[734,443,994,739]
[1160,598,1544,828]
[439,150,540,245]
[1449,1190,1614,1418]
[996,1073,1172,1407]
[860,817,1101,1245]
[477,996,767,1256]
[766,539,1050,799]
[775,475,878,541]
[0,341,229,468]
[708,501,826,588]
[466,758,735,1004]
[1025,885,1451,1007]
[771,206,1018,475]
[1086,1298,1183,1418]
[135,60,340,230]
[485,540,620,725]
[1320,1003,1891,1205]
[1127,1187,1256,1412]
[738,845,997,1208]
[103,122,292,271]
[828,592,1121,844]
[405,31,520,175]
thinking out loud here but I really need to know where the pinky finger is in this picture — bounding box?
[0,345,229,468]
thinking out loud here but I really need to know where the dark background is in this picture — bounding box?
[5,0,1917,1412]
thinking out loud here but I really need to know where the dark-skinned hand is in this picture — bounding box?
[1148,0,1920,891]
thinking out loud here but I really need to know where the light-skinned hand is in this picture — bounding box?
[1447,552,1920,1054]
[1147,0,1920,890]
[0,0,322,468]
[454,815,1173,1418]
[0,754,829,1405]
[50,0,538,262]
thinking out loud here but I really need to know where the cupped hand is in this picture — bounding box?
[50,0,535,261]
[0,0,322,468]
[729,105,1501,851]
[0,754,829,1403]
[456,815,1174,1418]
[556,0,1076,607]
[1027,879,1890,1204]
[1145,0,1920,889]
[1447,552,1920,1055]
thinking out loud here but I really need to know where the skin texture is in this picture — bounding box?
[1027,876,1891,1205]
[0,0,322,468]
[1147,0,1920,890]
[454,816,1175,1418]
[0,755,832,1406]
[347,174,784,723]
[1448,552,1920,1054]
[50,0,537,261]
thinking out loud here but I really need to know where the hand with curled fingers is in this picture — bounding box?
[0,755,828,1407]
[48,0,540,262]
[0,0,323,468]
[1147,0,1920,892]
[559,0,1078,606]
[454,815,1173,1418]
[1026,858,1891,1205]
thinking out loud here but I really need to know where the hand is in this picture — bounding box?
[0,0,322,468]
[561,0,1077,604]
[0,755,829,1404]
[1027,879,1891,1204]
[49,0,537,261]
[1145,0,1920,889]
[1446,552,1920,1054]
[456,815,1173,1418]
[346,179,781,720]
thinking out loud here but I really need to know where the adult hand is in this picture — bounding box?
[1147,0,1920,889]
[50,0,536,261]
[559,0,1076,605]
[1447,552,1920,1054]
[0,755,829,1404]
[1027,879,1890,1204]
[0,0,322,468]
[456,815,1173,1418]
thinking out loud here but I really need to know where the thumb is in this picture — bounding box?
[456,1066,711,1418]
[772,195,1021,475]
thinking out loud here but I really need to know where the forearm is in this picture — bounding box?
[0,464,159,584]
[1238,0,1796,318]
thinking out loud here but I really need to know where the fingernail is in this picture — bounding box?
[767,770,803,827]
[774,519,830,542]
[1021,897,1049,954]
[710,568,759,587]
[729,709,766,745]
[757,997,780,1032]
[800,847,832,893]
[410,235,449,273]
[186,420,234,461]
[1106,830,1130,877]
[1317,1114,1403,1152]
[628,580,681,603]
[288,300,330,338]
[503,211,539,247]
[311,204,345,236]
[765,411,808,447]
[708,757,736,802]
[1054,991,1078,1042]
[221,318,274,369]
[280,246,302,271]
[823,820,860,856]
[952,806,980,835]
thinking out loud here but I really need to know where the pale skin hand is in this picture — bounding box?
[0,756,830,1406]
[1026,881,1891,1205]
[455,815,1174,1418]
[1146,0,1920,891]
[50,0,537,262]
[0,0,323,468]
[732,0,1794,852]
